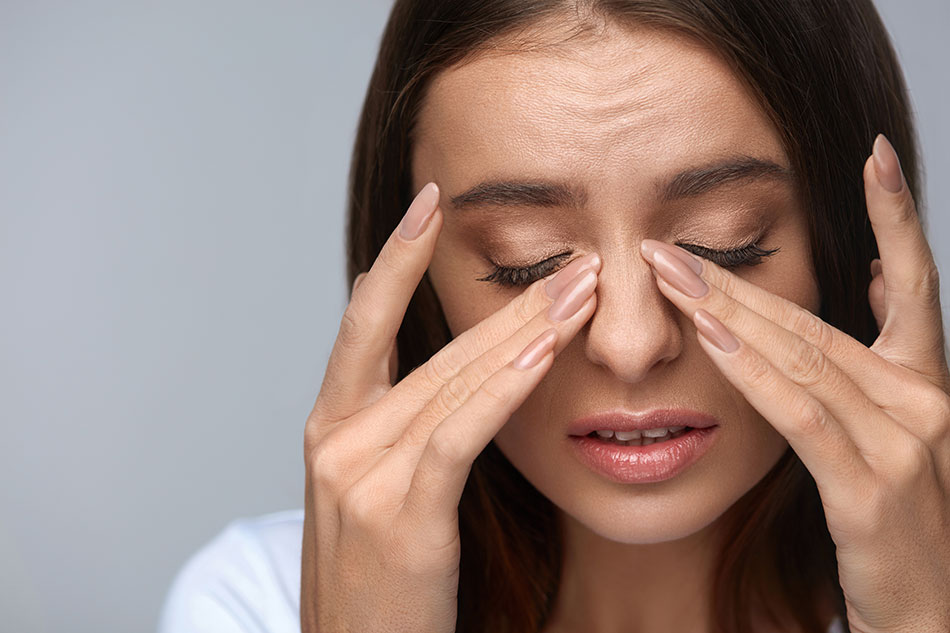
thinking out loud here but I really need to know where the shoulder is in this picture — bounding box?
[157,508,305,633]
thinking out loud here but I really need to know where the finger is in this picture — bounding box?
[378,267,597,465]
[381,252,602,414]
[641,239,897,404]
[351,271,368,296]
[648,254,904,458]
[690,308,873,505]
[322,259,597,494]
[398,328,557,529]
[353,269,403,387]
[316,182,442,422]
[865,134,948,380]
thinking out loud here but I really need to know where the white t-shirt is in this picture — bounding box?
[157,509,847,633]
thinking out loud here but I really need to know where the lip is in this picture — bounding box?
[568,426,718,484]
[566,408,721,437]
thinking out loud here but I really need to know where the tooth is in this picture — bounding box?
[668,426,685,434]
[615,430,641,441]
[595,429,614,439]
[641,428,670,438]
[641,437,656,445]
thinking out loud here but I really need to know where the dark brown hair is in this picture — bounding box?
[344,1,921,631]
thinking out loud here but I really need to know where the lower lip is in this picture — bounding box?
[568,427,718,484]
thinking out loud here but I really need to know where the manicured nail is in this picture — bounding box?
[872,134,904,194]
[694,308,739,353]
[548,269,597,321]
[513,328,557,370]
[545,252,601,299]
[652,248,708,298]
[640,239,703,275]
[870,258,882,278]
[399,182,440,240]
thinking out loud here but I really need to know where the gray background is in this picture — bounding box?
[1,1,946,632]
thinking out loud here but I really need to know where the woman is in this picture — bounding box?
[159,1,950,632]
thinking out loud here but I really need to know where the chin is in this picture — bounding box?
[492,416,789,545]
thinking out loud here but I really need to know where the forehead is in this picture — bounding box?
[412,21,786,193]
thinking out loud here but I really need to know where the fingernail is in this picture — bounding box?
[872,134,904,194]
[399,182,440,240]
[513,328,557,370]
[694,308,739,353]
[870,258,882,278]
[652,248,708,298]
[640,239,703,275]
[545,252,601,299]
[548,269,597,321]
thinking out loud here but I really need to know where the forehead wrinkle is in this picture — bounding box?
[489,31,680,127]
[413,21,786,212]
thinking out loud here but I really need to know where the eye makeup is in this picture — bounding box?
[475,235,780,288]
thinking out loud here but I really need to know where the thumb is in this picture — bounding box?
[868,258,885,333]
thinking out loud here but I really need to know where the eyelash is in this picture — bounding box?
[476,239,781,288]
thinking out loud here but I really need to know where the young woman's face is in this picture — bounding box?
[411,21,820,544]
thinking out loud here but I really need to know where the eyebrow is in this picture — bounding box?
[447,156,794,212]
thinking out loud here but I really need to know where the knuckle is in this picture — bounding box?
[337,303,371,353]
[478,372,513,409]
[736,347,773,389]
[426,425,467,467]
[795,398,829,439]
[709,264,738,295]
[919,388,950,445]
[513,293,537,325]
[882,433,935,491]
[911,262,942,303]
[339,482,385,531]
[786,341,829,387]
[438,371,478,412]
[308,435,347,493]
[421,351,459,389]
[713,294,742,325]
[791,308,836,352]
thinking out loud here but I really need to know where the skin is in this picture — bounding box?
[410,18,823,633]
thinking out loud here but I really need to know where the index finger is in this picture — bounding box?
[314,182,443,422]
[865,134,948,381]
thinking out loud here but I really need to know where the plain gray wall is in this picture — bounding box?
[1,2,946,632]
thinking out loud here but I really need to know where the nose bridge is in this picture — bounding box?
[582,244,684,382]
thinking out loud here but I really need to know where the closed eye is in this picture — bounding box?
[476,240,780,288]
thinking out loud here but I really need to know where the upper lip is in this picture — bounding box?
[567,408,720,436]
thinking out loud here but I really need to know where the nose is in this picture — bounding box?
[581,249,684,383]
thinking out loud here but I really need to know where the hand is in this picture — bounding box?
[300,182,602,632]
[638,134,950,633]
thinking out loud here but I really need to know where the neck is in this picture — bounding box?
[542,509,724,633]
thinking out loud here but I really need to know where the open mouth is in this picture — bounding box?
[583,427,694,447]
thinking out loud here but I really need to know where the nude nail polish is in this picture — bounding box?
[872,134,904,194]
[548,269,597,321]
[399,182,440,240]
[545,253,601,299]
